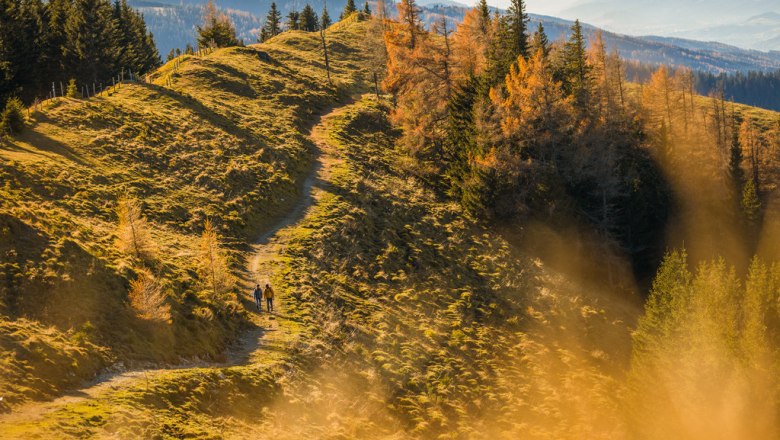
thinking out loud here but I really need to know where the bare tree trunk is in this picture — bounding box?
[320,28,331,85]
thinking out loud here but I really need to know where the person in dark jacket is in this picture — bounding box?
[253,284,263,311]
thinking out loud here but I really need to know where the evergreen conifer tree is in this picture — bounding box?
[729,115,745,194]
[561,19,591,108]
[261,2,282,41]
[300,4,319,31]
[478,0,490,34]
[342,0,357,19]
[321,5,332,29]
[530,21,550,58]
[197,0,239,48]
[506,0,528,60]
[364,1,371,15]
[65,0,119,82]
[286,10,300,30]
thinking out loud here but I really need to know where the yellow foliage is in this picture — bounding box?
[128,269,171,323]
[116,196,156,261]
[197,219,235,305]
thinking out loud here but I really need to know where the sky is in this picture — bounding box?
[481,0,780,51]
[490,0,574,16]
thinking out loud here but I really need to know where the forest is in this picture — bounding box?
[626,61,780,112]
[0,0,160,104]
[383,0,780,272]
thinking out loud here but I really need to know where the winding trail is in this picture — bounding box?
[0,99,350,434]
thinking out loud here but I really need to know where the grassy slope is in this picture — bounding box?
[236,96,636,439]
[0,14,377,412]
[0,92,636,439]
[3,15,780,439]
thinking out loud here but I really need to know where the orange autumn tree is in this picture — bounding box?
[451,7,490,78]
[491,49,572,164]
[384,0,457,166]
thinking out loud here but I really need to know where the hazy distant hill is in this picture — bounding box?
[557,0,780,51]
[132,0,780,73]
[670,12,780,52]
[421,6,780,73]
[131,0,263,54]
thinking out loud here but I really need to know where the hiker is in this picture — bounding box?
[253,284,263,311]
[264,283,275,313]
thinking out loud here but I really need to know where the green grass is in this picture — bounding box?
[234,95,636,438]
[5,14,780,438]
[0,15,380,411]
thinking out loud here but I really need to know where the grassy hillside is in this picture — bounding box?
[0,92,640,439]
[0,14,379,412]
[242,96,637,438]
[4,12,780,439]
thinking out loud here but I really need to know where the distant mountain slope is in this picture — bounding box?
[420,6,780,73]
[669,12,780,52]
[130,0,263,54]
[532,13,780,73]
[557,0,780,51]
[133,0,780,73]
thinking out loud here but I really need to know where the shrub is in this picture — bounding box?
[129,269,171,323]
[66,79,79,98]
[116,196,157,262]
[1,97,25,135]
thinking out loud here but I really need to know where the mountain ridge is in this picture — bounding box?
[130,0,780,74]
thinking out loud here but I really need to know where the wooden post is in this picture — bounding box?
[60,81,64,97]
[52,82,56,99]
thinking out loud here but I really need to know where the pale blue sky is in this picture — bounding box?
[488,0,575,15]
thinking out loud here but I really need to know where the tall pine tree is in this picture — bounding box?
[197,0,239,48]
[260,2,282,41]
[561,19,591,109]
[530,21,549,58]
[341,0,357,19]
[300,4,319,32]
[286,10,300,30]
[65,0,119,82]
[506,0,528,60]
[321,5,332,29]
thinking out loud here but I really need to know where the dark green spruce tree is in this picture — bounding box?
[286,10,300,30]
[321,5,332,29]
[561,19,591,109]
[478,0,490,34]
[260,2,282,41]
[197,0,239,48]
[506,0,529,60]
[341,0,357,19]
[65,0,119,82]
[530,21,550,58]
[363,1,371,15]
[300,4,319,31]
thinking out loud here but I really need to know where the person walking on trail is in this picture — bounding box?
[253,284,263,312]
[264,283,275,313]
